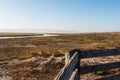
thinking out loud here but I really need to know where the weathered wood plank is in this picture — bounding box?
[69,69,79,80]
[55,49,120,80]
[96,74,120,80]
[54,52,78,80]
[81,48,120,58]
[80,61,120,74]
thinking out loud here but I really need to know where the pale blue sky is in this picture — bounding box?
[0,0,120,33]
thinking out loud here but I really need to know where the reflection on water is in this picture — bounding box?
[0,34,58,39]
[0,36,42,39]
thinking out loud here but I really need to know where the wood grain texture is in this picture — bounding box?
[55,49,120,80]
[69,69,79,80]
[54,52,78,80]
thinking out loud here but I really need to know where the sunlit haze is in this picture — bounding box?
[0,0,120,33]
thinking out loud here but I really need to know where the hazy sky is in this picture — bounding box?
[0,0,120,33]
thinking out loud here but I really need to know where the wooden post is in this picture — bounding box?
[65,49,78,65]
[70,49,81,80]
[77,50,81,80]
[65,49,81,80]
[65,52,70,65]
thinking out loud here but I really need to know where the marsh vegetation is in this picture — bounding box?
[0,32,120,80]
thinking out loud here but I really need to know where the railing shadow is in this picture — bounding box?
[95,74,120,80]
[80,48,120,80]
[81,48,120,58]
[80,62,120,74]
[55,48,120,80]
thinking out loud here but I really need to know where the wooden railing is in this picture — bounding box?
[54,48,120,80]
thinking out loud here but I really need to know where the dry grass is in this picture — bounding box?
[0,32,40,37]
[0,32,120,80]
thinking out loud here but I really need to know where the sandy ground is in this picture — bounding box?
[81,56,120,80]
[0,43,120,80]
[0,55,64,80]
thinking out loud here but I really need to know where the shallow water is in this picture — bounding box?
[0,34,58,39]
[0,36,42,39]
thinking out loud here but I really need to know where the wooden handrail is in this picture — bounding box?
[70,69,79,80]
[55,48,120,80]
[54,52,79,80]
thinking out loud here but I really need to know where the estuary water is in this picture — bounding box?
[0,34,58,39]
[0,36,42,39]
